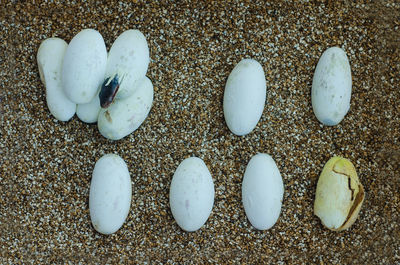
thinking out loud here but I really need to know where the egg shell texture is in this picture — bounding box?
[62,29,107,104]
[37,37,76,121]
[223,58,266,136]
[89,154,132,235]
[97,76,154,140]
[106,29,150,99]
[311,47,352,126]
[242,153,284,230]
[314,156,365,231]
[169,157,215,232]
[76,88,101,123]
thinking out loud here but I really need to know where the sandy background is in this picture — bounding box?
[1,1,399,264]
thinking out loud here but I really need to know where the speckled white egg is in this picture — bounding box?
[97,77,154,140]
[62,29,107,104]
[223,59,266,136]
[37,37,76,121]
[312,47,352,126]
[169,157,214,232]
[242,153,284,230]
[89,154,132,235]
[105,29,149,99]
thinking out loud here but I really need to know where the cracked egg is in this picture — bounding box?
[314,156,365,231]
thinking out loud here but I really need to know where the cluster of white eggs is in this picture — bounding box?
[37,29,153,140]
[38,30,357,234]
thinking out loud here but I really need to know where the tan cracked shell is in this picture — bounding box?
[314,156,365,231]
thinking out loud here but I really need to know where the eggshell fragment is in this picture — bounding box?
[37,38,76,121]
[62,29,107,104]
[89,154,132,235]
[242,153,284,230]
[314,156,365,231]
[105,29,150,99]
[169,157,214,232]
[97,77,153,140]
[311,47,352,126]
[223,59,266,136]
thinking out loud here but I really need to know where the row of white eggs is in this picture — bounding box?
[90,153,283,234]
[38,28,353,142]
[37,29,153,140]
[224,47,352,136]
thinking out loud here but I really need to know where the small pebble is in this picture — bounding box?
[169,157,215,232]
[223,59,266,136]
[89,154,132,235]
[242,153,284,230]
[311,47,352,126]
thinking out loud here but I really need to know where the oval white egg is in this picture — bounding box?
[76,89,101,123]
[242,153,284,230]
[312,47,352,126]
[97,77,154,140]
[105,29,150,99]
[62,29,107,104]
[89,154,132,235]
[37,37,76,121]
[169,157,214,232]
[223,59,266,136]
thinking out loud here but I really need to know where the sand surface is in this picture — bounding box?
[0,1,399,264]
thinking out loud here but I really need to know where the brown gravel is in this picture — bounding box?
[1,1,399,264]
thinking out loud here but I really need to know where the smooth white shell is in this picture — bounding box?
[242,153,284,230]
[37,38,76,121]
[223,59,266,136]
[76,89,101,123]
[97,77,154,140]
[169,157,214,232]
[89,154,132,235]
[312,47,352,126]
[105,29,150,99]
[62,29,107,104]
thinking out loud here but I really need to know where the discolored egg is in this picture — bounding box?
[314,156,365,231]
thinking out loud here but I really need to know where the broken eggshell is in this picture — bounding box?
[314,156,365,231]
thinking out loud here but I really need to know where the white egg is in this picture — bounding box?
[97,77,154,140]
[169,157,214,232]
[37,38,76,121]
[312,47,352,126]
[105,29,150,99]
[62,29,107,104]
[89,154,132,235]
[76,89,101,123]
[242,153,284,230]
[223,59,266,136]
